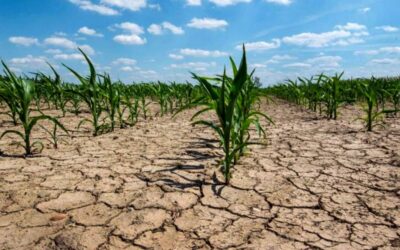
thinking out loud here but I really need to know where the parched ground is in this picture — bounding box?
[0,100,399,250]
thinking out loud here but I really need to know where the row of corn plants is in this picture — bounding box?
[267,74,400,131]
[0,49,203,155]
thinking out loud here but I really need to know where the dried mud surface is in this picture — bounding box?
[0,100,399,250]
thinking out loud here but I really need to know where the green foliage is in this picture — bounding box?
[0,62,68,155]
[187,46,272,184]
[267,73,400,131]
[64,48,105,136]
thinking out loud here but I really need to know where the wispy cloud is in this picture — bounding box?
[282,22,368,48]
[376,26,399,33]
[237,40,281,51]
[180,48,228,57]
[209,0,251,7]
[187,18,228,30]
[100,0,147,11]
[265,0,292,6]
[78,26,103,37]
[148,22,184,35]
[9,36,39,46]
[68,0,119,15]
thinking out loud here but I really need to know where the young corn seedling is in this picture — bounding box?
[38,63,68,117]
[0,62,68,155]
[322,72,344,120]
[228,57,273,162]
[64,48,105,136]
[189,46,271,184]
[100,74,121,131]
[39,123,68,149]
[356,77,396,131]
[0,75,19,125]
[65,85,82,115]
[122,93,140,126]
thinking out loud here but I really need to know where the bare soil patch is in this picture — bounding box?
[0,100,399,249]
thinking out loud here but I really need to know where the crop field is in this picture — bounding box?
[0,47,399,250]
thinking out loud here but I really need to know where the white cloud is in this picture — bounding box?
[113,34,146,45]
[186,0,201,6]
[209,0,251,7]
[43,36,95,55]
[44,37,77,49]
[78,26,103,37]
[265,0,292,5]
[250,63,267,68]
[54,53,84,60]
[335,22,367,31]
[171,61,217,70]
[79,44,95,55]
[271,54,295,61]
[306,56,342,69]
[284,63,312,68]
[147,24,163,35]
[9,55,47,67]
[148,22,184,35]
[115,22,144,34]
[169,54,184,60]
[120,66,134,71]
[354,50,379,56]
[9,36,39,47]
[237,39,281,51]
[282,55,342,72]
[180,48,228,57]
[265,54,296,64]
[380,46,400,53]
[354,46,400,56]
[69,0,119,15]
[162,22,184,35]
[112,57,137,65]
[376,26,399,32]
[282,23,368,48]
[370,58,400,65]
[100,0,147,11]
[113,22,146,45]
[283,30,350,48]
[187,18,228,30]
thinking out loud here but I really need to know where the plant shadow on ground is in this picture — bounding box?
[147,137,227,196]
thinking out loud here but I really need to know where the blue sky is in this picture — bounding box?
[1,0,399,85]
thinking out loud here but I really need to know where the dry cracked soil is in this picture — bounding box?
[0,99,399,250]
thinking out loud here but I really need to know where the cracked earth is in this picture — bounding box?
[0,100,399,249]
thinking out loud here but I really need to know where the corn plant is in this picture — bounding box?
[322,72,344,120]
[39,123,67,149]
[388,79,400,116]
[357,78,382,131]
[122,92,140,126]
[188,46,271,184]
[65,84,82,115]
[64,49,104,136]
[356,77,398,131]
[100,74,121,131]
[133,85,152,120]
[0,75,19,125]
[152,82,170,116]
[0,62,68,155]
[233,74,273,161]
[38,63,68,116]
